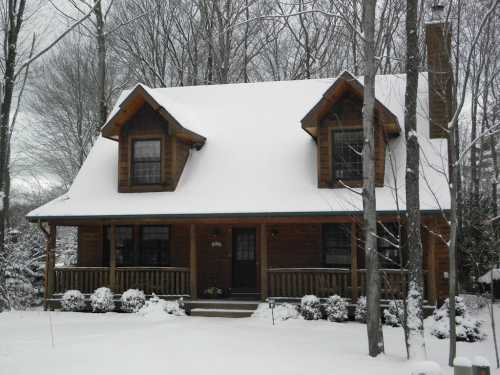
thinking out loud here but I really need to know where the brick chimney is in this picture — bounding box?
[425,1,453,139]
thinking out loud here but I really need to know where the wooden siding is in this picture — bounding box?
[317,94,386,188]
[118,103,191,192]
[268,223,322,267]
[78,226,103,266]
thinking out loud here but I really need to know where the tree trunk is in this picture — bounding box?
[0,0,25,255]
[94,0,107,129]
[404,0,426,360]
[362,0,384,357]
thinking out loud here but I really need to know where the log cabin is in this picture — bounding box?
[28,16,453,310]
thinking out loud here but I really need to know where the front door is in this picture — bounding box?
[232,228,257,290]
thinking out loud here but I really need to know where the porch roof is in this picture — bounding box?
[27,73,450,221]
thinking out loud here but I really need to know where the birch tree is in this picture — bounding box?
[404,0,426,360]
[362,0,385,357]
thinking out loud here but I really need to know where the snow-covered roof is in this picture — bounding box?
[28,72,450,221]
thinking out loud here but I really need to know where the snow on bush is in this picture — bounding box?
[138,294,185,320]
[252,303,300,321]
[90,287,115,313]
[61,290,86,312]
[120,289,146,313]
[324,295,348,322]
[355,296,367,323]
[164,299,185,316]
[462,294,488,312]
[300,295,322,320]
[383,300,404,327]
[430,296,485,342]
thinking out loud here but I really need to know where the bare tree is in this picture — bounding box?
[403,0,426,360]
[362,0,384,357]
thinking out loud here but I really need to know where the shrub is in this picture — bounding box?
[90,287,115,313]
[252,302,300,321]
[120,289,146,313]
[164,300,185,316]
[384,300,404,327]
[355,296,367,323]
[300,295,322,320]
[430,296,485,342]
[61,290,86,312]
[324,295,348,322]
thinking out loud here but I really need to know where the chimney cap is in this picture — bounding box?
[431,1,445,21]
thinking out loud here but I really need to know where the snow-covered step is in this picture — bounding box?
[190,308,255,318]
[185,300,259,311]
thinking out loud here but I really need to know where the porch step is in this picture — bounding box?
[185,299,259,311]
[190,308,255,318]
[185,300,259,318]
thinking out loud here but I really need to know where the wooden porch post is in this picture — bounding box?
[260,223,268,301]
[426,220,437,305]
[44,223,56,309]
[109,224,117,291]
[351,222,358,302]
[190,224,198,299]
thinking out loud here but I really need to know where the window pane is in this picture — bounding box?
[332,130,363,180]
[140,226,169,266]
[132,140,161,185]
[133,140,161,161]
[235,230,256,261]
[104,226,135,266]
[132,161,161,184]
[377,222,401,269]
[322,224,351,266]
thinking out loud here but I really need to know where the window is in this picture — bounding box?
[140,226,169,266]
[332,129,363,181]
[322,224,351,267]
[103,225,170,267]
[132,139,161,185]
[377,222,403,269]
[104,226,134,266]
[234,229,256,261]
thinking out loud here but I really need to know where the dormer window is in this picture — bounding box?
[132,139,162,185]
[332,129,363,181]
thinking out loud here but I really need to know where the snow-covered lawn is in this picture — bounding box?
[1,306,499,375]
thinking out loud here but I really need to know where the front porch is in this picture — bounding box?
[42,217,448,306]
[51,265,414,302]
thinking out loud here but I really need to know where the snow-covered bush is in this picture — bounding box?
[430,296,485,342]
[138,294,185,319]
[164,300,185,316]
[90,287,115,313]
[300,295,322,320]
[355,296,367,323]
[462,294,488,312]
[252,303,300,321]
[324,295,348,322]
[120,289,146,313]
[61,290,86,312]
[383,300,404,327]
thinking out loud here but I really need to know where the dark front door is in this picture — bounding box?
[232,228,257,290]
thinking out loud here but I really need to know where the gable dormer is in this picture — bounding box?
[301,71,400,189]
[101,85,206,193]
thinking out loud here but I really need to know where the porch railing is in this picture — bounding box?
[268,268,351,298]
[54,266,190,296]
[268,267,413,301]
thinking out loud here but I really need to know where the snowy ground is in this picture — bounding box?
[1,305,499,375]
